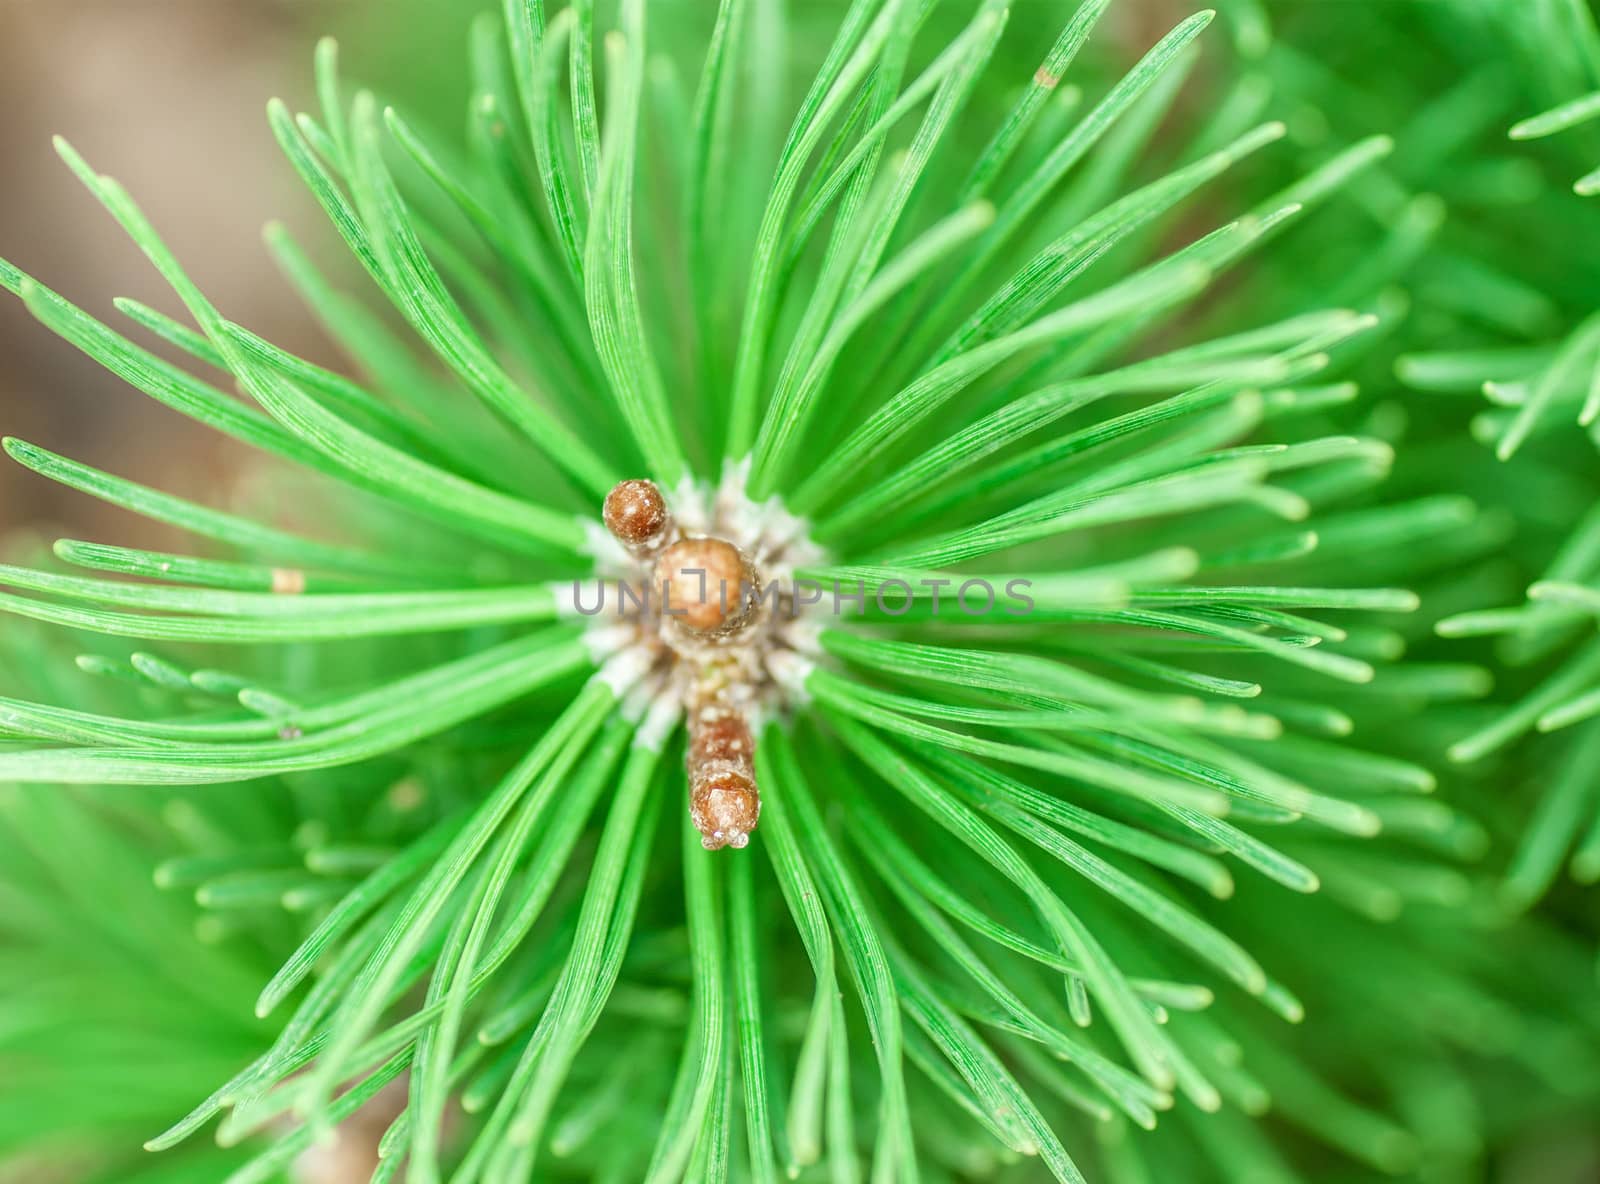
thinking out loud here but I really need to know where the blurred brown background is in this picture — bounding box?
[0,0,478,550]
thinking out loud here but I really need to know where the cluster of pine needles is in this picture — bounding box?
[2,0,1599,1181]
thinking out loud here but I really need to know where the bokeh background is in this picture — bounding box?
[0,0,487,548]
[3,1,1600,1181]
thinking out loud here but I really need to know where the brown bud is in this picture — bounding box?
[656,537,756,635]
[691,768,760,850]
[603,479,671,552]
[690,711,754,771]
